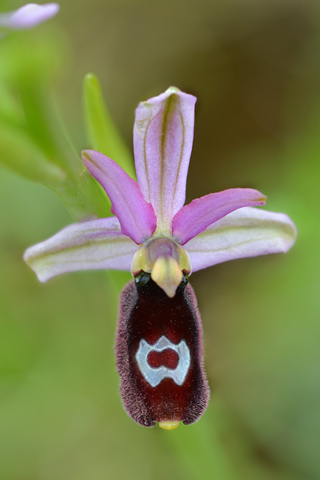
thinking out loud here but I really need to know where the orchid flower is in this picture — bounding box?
[0,3,59,30]
[24,87,296,429]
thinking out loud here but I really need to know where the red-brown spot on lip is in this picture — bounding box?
[147,349,179,369]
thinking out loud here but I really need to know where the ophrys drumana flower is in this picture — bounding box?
[24,87,296,429]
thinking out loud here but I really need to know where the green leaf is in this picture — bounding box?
[0,120,65,187]
[53,168,111,221]
[83,73,136,179]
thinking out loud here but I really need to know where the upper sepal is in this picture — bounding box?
[133,87,196,232]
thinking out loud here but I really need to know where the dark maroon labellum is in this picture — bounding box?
[115,274,210,427]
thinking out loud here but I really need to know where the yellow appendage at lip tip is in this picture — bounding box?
[159,421,180,430]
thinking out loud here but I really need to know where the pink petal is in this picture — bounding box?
[184,207,297,271]
[23,216,138,282]
[0,3,59,29]
[133,87,196,232]
[172,188,267,245]
[82,150,157,244]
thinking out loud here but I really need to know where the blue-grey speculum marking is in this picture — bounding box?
[135,335,190,387]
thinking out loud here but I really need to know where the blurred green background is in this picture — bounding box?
[0,0,319,479]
